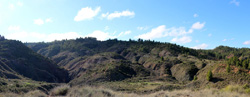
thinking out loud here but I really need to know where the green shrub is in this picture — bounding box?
[226,64,230,73]
[207,70,213,81]
[193,76,197,81]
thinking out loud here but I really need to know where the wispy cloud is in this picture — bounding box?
[8,1,23,10]
[208,33,212,37]
[243,40,250,45]
[4,31,82,42]
[9,4,15,9]
[74,7,101,21]
[137,26,149,31]
[117,30,131,37]
[222,38,234,42]
[193,14,199,18]
[136,25,195,40]
[192,43,208,49]
[8,26,20,31]
[34,18,53,25]
[45,18,52,23]
[34,19,44,25]
[136,22,205,44]
[86,30,115,41]
[171,36,192,44]
[104,26,109,31]
[191,22,205,30]
[101,10,135,20]
[230,0,240,6]
[17,1,23,7]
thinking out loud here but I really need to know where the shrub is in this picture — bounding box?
[50,85,70,96]
[226,64,230,73]
[24,90,47,97]
[193,76,197,81]
[207,70,213,81]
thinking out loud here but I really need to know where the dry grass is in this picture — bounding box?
[50,84,70,96]
[66,85,250,97]
[0,90,46,97]
[0,85,250,97]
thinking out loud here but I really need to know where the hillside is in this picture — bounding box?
[0,37,244,96]
[24,38,230,85]
[0,39,69,83]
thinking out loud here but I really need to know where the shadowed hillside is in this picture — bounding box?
[0,39,69,83]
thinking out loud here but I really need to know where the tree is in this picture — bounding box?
[243,60,248,69]
[236,61,239,67]
[226,64,230,73]
[248,63,250,69]
[207,70,213,81]
[161,56,164,61]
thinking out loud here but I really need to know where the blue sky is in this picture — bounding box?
[0,0,249,49]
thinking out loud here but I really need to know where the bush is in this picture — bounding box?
[226,64,230,73]
[24,90,47,97]
[207,70,213,81]
[193,76,197,81]
[50,85,70,96]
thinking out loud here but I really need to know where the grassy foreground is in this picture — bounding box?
[0,85,250,97]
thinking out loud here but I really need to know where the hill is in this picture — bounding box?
[25,38,222,85]
[0,39,69,83]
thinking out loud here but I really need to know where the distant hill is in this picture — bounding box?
[0,39,69,83]
[26,37,225,85]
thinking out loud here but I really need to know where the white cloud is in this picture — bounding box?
[9,4,15,9]
[118,30,131,37]
[4,31,82,42]
[136,22,205,44]
[136,25,193,40]
[8,26,20,31]
[86,30,115,41]
[208,33,212,37]
[191,22,205,30]
[230,0,240,6]
[192,43,208,49]
[9,1,23,9]
[124,31,131,35]
[171,36,192,44]
[47,32,82,42]
[223,38,234,42]
[34,19,44,25]
[74,7,101,21]
[45,18,52,22]
[34,18,52,25]
[5,31,46,42]
[136,25,166,40]
[17,1,23,6]
[102,10,135,20]
[243,41,250,45]
[137,26,149,31]
[193,14,199,18]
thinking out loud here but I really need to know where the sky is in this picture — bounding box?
[0,0,250,49]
